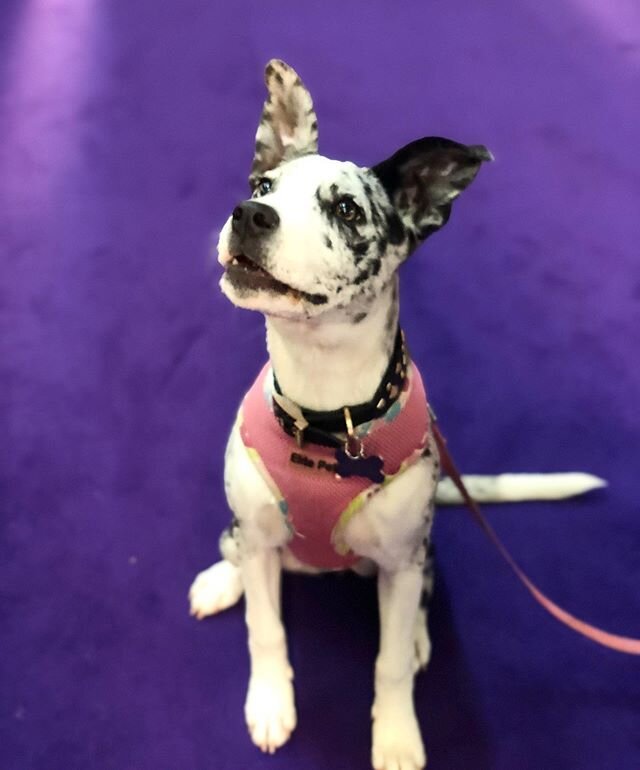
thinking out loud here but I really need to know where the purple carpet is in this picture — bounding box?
[2,1,639,768]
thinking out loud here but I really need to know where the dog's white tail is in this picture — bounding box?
[435,473,606,505]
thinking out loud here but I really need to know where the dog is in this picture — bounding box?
[189,60,604,770]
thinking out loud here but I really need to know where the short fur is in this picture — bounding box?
[189,60,603,769]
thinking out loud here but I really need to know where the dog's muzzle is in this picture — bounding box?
[223,199,327,307]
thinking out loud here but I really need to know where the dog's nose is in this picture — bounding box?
[231,201,280,239]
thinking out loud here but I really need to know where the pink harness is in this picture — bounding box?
[239,363,430,569]
[238,359,640,654]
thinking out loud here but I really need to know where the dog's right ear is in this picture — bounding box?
[249,60,319,188]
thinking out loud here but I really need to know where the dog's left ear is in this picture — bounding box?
[249,60,319,187]
[372,137,493,242]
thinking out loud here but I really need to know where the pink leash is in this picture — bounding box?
[431,421,640,655]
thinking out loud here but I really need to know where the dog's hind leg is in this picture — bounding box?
[189,560,243,619]
[189,523,244,619]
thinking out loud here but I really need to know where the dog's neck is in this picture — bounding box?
[265,278,399,412]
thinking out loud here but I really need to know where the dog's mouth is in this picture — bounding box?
[224,253,327,306]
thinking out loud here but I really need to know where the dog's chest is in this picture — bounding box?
[238,363,431,569]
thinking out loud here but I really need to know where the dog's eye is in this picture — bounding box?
[254,178,273,197]
[334,198,359,222]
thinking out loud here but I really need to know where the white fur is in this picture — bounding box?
[219,154,400,323]
[265,280,397,409]
[190,59,604,770]
[191,415,437,767]
[194,163,602,770]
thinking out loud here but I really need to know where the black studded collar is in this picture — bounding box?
[272,327,408,449]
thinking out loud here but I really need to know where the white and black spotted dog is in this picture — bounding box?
[189,60,602,770]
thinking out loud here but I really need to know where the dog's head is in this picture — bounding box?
[218,60,492,321]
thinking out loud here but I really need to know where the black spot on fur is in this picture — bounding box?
[353,241,369,256]
[354,268,371,285]
[369,201,382,227]
[387,212,405,245]
[417,203,452,241]
[324,235,333,250]
[220,516,240,546]
[386,317,397,338]
[406,229,418,251]
[420,541,435,607]
[353,312,367,324]
[383,287,399,353]
[385,304,397,334]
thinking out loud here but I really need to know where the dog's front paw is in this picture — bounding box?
[188,560,243,619]
[245,667,297,754]
[372,697,426,770]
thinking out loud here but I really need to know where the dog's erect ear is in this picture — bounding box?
[249,60,319,187]
[372,137,493,242]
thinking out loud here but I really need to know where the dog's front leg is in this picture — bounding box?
[242,546,296,754]
[373,564,426,770]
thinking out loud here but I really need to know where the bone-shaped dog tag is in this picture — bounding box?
[335,449,385,483]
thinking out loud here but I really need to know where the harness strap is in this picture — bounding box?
[431,421,640,655]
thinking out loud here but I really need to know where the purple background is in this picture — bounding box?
[2,1,639,768]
